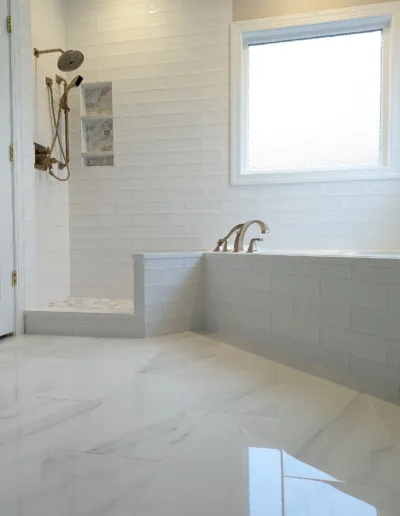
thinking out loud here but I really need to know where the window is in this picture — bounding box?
[230,4,400,185]
[249,31,382,172]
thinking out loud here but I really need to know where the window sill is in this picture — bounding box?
[230,166,399,186]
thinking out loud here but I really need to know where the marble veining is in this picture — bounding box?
[85,119,113,152]
[86,155,114,167]
[1,331,400,515]
[46,297,133,313]
[85,84,112,116]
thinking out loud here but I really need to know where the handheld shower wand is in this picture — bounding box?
[59,75,84,108]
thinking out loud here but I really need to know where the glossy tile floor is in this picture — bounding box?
[45,297,134,313]
[1,331,400,515]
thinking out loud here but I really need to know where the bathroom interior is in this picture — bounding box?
[3,0,400,513]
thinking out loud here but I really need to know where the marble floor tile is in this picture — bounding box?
[60,370,284,461]
[387,426,400,445]
[1,449,157,516]
[61,373,210,461]
[283,451,340,482]
[0,395,100,512]
[292,394,400,490]
[285,477,400,516]
[278,363,344,387]
[278,384,358,457]
[139,333,223,377]
[141,336,279,393]
[2,335,165,401]
[368,395,400,427]
[137,411,283,516]
[2,331,400,515]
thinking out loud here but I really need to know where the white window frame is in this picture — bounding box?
[230,2,400,185]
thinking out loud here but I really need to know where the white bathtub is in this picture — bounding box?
[258,249,400,259]
[206,250,400,399]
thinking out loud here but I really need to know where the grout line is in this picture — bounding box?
[48,447,162,463]
[280,449,285,516]
[27,394,99,403]
[283,472,400,492]
[294,392,360,458]
[366,395,399,444]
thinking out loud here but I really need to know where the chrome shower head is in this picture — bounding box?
[58,50,85,72]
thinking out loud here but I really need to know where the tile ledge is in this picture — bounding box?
[132,252,205,260]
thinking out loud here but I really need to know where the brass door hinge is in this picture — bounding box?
[7,15,12,33]
[11,271,17,287]
[9,144,14,162]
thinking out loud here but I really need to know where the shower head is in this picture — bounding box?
[34,48,85,72]
[58,50,85,72]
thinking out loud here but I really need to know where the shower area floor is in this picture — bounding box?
[45,297,134,314]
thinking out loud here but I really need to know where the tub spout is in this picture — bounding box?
[234,220,269,253]
[247,238,263,253]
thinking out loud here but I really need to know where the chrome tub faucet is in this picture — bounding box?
[214,220,269,253]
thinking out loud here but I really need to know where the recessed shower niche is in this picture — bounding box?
[80,82,114,167]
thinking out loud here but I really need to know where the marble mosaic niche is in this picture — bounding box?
[86,156,114,167]
[85,84,113,116]
[85,119,113,153]
[47,297,133,313]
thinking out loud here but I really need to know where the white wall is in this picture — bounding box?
[31,0,70,306]
[233,0,394,20]
[17,0,37,311]
[67,0,400,299]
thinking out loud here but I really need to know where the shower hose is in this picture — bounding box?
[47,83,70,182]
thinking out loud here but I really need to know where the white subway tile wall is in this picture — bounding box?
[138,253,205,337]
[25,252,204,338]
[205,253,400,398]
[64,0,400,299]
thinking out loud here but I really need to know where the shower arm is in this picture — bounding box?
[34,48,64,58]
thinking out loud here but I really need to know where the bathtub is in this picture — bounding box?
[257,249,400,258]
[205,250,400,399]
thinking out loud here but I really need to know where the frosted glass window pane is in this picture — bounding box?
[248,31,382,173]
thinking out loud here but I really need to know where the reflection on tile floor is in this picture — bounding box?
[46,297,134,313]
[1,331,400,515]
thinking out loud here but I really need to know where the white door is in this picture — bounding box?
[0,0,15,337]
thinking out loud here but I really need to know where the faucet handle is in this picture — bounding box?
[213,239,224,252]
[247,238,263,254]
[214,238,234,253]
